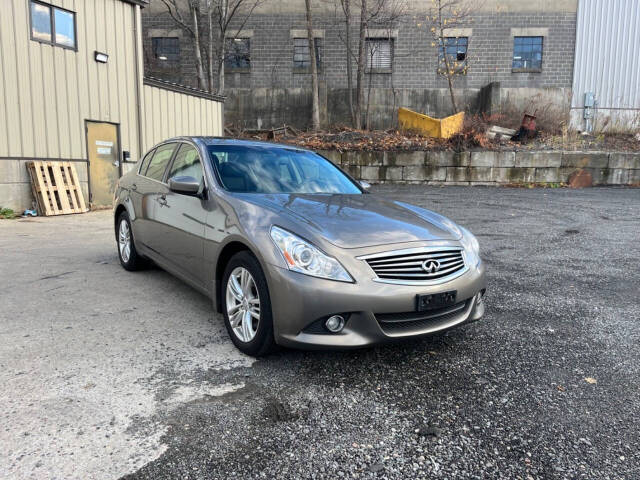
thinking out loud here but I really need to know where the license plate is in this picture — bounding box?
[416,291,457,311]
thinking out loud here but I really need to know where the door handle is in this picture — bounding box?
[158,195,168,206]
[131,183,137,191]
[113,160,120,167]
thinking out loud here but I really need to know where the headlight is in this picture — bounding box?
[459,226,480,267]
[270,226,353,282]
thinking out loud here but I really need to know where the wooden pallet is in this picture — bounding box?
[26,161,88,216]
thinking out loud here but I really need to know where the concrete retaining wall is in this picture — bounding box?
[317,150,640,186]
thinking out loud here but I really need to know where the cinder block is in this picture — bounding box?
[446,166,470,182]
[591,168,607,185]
[343,151,382,166]
[384,166,404,181]
[361,166,381,181]
[424,165,447,181]
[561,152,609,169]
[515,151,562,168]
[470,167,493,182]
[388,151,426,166]
[426,151,455,167]
[470,151,515,168]
[403,166,427,181]
[535,167,560,183]
[609,153,640,169]
[343,165,361,179]
[604,168,629,185]
[492,167,536,183]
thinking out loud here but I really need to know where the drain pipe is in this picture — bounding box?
[133,5,145,160]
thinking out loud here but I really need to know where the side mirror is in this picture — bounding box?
[359,180,372,191]
[169,175,201,196]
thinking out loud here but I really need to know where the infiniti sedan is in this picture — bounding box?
[114,138,486,356]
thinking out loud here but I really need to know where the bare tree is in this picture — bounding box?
[160,0,208,90]
[210,0,261,94]
[334,0,406,129]
[160,0,262,94]
[428,0,478,113]
[337,0,355,125]
[305,0,321,130]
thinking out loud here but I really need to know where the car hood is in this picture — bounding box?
[233,193,462,249]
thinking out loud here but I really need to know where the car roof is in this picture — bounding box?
[163,136,310,151]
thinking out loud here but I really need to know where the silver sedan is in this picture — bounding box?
[114,137,486,356]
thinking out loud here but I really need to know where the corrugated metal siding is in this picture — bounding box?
[141,84,223,152]
[571,0,640,128]
[0,0,140,161]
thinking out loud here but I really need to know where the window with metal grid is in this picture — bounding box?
[152,37,180,62]
[225,38,251,70]
[293,37,322,70]
[512,36,543,71]
[365,38,393,71]
[438,36,468,74]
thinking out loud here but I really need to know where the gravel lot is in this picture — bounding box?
[1,186,639,479]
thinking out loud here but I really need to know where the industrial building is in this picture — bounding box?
[0,0,224,212]
[143,0,638,133]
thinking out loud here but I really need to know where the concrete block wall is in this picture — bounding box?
[143,9,576,128]
[317,150,640,186]
[0,160,89,212]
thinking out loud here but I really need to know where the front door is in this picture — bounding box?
[86,121,120,207]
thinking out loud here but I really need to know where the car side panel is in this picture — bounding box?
[154,191,208,287]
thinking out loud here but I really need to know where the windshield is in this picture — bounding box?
[208,145,362,194]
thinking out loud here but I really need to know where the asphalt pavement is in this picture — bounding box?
[1,185,639,479]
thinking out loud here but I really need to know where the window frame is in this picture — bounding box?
[512,36,544,73]
[225,37,251,73]
[29,0,78,51]
[292,37,322,73]
[438,36,468,76]
[165,142,206,186]
[365,37,394,74]
[140,142,178,184]
[138,148,156,175]
[152,37,180,63]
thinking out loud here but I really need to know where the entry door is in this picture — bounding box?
[86,121,120,206]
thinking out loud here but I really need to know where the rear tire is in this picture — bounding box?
[221,251,276,356]
[116,211,146,271]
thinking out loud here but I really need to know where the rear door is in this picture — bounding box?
[153,142,208,286]
[127,148,155,242]
[135,143,177,255]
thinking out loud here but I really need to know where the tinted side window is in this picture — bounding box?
[139,149,155,175]
[167,144,203,183]
[145,143,176,182]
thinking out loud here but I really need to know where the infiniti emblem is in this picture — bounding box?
[421,259,441,273]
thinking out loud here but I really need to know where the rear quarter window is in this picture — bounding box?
[145,143,176,182]
[138,149,155,175]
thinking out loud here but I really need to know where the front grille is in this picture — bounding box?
[375,300,470,335]
[364,248,465,282]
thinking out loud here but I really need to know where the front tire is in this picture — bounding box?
[221,251,276,356]
[116,211,146,271]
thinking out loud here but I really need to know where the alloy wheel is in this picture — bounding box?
[118,219,131,263]
[225,267,261,342]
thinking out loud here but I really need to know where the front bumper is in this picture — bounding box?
[267,259,487,349]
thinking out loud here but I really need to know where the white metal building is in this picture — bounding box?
[570,0,640,132]
[0,0,224,211]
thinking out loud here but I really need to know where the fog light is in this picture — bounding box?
[325,315,345,333]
